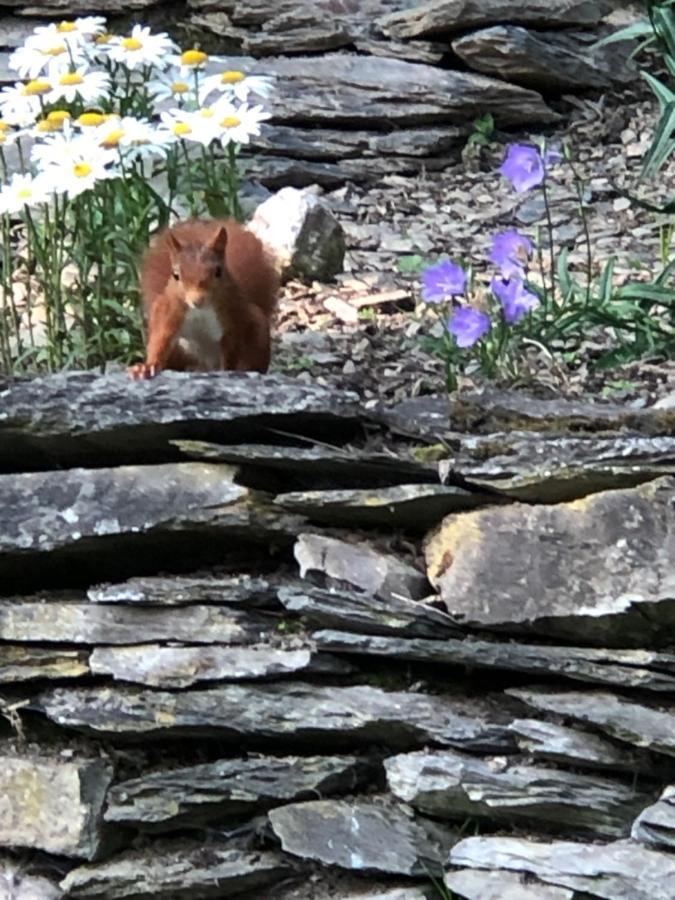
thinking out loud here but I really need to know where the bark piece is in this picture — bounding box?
[0,645,89,683]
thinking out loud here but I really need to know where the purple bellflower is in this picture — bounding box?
[490,229,534,279]
[491,276,539,325]
[421,259,467,303]
[448,307,491,348]
[499,143,562,192]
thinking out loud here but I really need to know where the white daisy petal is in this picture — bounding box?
[107,25,177,71]
[0,172,51,214]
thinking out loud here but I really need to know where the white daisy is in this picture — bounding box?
[9,24,88,80]
[214,100,270,146]
[38,135,118,198]
[199,70,274,105]
[160,107,220,146]
[50,68,110,105]
[147,73,194,106]
[55,16,107,38]
[0,81,50,127]
[95,115,172,159]
[107,25,177,71]
[168,48,209,79]
[0,172,51,214]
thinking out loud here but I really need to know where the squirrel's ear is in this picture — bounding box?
[208,225,228,256]
[167,231,182,258]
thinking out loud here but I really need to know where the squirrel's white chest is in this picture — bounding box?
[177,305,224,370]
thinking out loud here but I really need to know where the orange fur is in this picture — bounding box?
[129,218,279,380]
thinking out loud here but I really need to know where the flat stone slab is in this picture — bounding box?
[0,370,361,469]
[33,682,515,751]
[377,0,609,38]
[0,857,62,900]
[174,439,437,486]
[269,798,454,876]
[278,585,462,638]
[509,687,675,758]
[0,645,89,683]
[508,718,663,777]
[445,868,574,899]
[0,463,303,589]
[60,845,294,899]
[448,836,675,899]
[88,572,281,607]
[453,26,635,91]
[276,483,494,530]
[0,750,112,860]
[90,645,352,688]
[425,478,675,647]
[632,784,675,850]
[314,630,675,692]
[105,754,375,830]
[386,749,651,838]
[294,533,431,602]
[0,598,273,646]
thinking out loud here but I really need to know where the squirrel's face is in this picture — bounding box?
[167,224,230,310]
[171,247,225,309]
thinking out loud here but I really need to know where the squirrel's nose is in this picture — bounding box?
[185,291,206,308]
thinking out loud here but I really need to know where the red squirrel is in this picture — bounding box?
[128,218,279,380]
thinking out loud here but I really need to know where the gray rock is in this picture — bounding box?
[508,718,661,777]
[17,0,159,11]
[0,597,272,645]
[312,630,675,692]
[88,572,280,607]
[61,845,294,899]
[199,52,557,128]
[278,585,461,638]
[509,687,675,758]
[353,37,446,65]
[424,478,675,647]
[244,23,352,55]
[269,798,454,875]
[174,439,437,487]
[0,16,40,48]
[34,682,515,751]
[377,0,610,39]
[294,533,431,602]
[445,869,573,900]
[440,432,675,504]
[0,370,361,469]
[90,644,352,688]
[277,483,494,530]
[0,750,112,859]
[0,859,62,900]
[250,186,345,281]
[0,645,89,683]
[386,749,651,839]
[449,835,675,899]
[453,26,636,91]
[632,784,675,850]
[105,754,374,829]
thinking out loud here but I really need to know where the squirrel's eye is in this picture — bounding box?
[214,266,222,278]
[172,270,180,281]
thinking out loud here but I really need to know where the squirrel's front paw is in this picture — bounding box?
[128,363,159,381]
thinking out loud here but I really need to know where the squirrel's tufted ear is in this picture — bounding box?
[208,225,228,257]
[167,231,182,259]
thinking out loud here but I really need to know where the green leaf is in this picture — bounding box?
[598,257,616,304]
[642,70,675,108]
[641,98,675,178]
[591,21,655,49]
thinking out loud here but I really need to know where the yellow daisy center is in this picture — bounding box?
[36,119,60,133]
[47,109,71,124]
[100,128,124,148]
[18,187,33,199]
[220,116,240,128]
[0,121,10,132]
[22,80,52,97]
[95,33,114,45]
[199,108,214,118]
[43,44,66,57]
[170,81,190,94]
[59,72,84,86]
[220,70,245,84]
[181,49,208,66]
[78,112,105,126]
[173,122,191,136]
[122,37,143,51]
[73,162,92,178]
[57,21,77,32]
